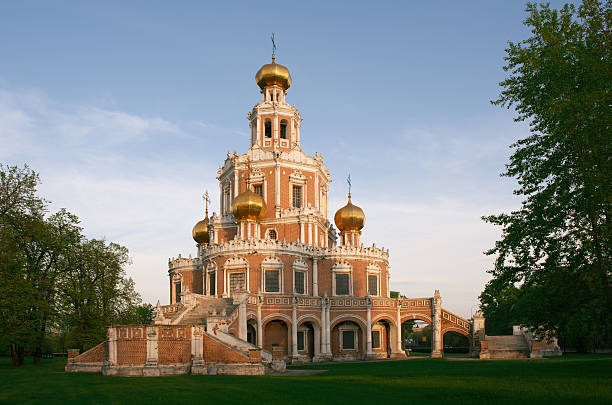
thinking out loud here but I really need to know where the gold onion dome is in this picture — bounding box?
[192,216,210,244]
[255,62,292,91]
[334,197,365,232]
[232,190,267,221]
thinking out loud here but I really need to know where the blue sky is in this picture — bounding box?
[0,1,577,316]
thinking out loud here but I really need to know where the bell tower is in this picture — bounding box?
[248,34,302,151]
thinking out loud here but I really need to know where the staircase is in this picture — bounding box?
[483,335,530,359]
[171,295,238,325]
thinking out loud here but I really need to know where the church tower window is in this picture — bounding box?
[265,270,280,292]
[335,274,349,295]
[267,229,277,240]
[253,184,263,196]
[265,119,271,138]
[280,119,288,139]
[368,275,378,296]
[292,185,302,208]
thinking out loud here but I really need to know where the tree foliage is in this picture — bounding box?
[0,164,148,365]
[481,0,611,350]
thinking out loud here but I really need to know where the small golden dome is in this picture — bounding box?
[232,190,267,221]
[334,198,365,232]
[255,62,292,91]
[192,217,210,244]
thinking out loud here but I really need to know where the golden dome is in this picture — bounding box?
[232,190,267,221]
[192,216,210,244]
[334,197,365,232]
[255,62,292,91]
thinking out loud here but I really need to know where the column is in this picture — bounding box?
[191,326,206,375]
[257,296,263,348]
[223,269,228,298]
[366,298,374,357]
[233,170,238,198]
[256,116,261,146]
[314,174,319,211]
[300,222,305,243]
[320,299,326,355]
[107,327,117,365]
[247,222,251,239]
[308,222,313,245]
[326,302,332,354]
[275,164,280,216]
[291,298,298,358]
[431,290,442,358]
[396,300,402,353]
[312,258,318,296]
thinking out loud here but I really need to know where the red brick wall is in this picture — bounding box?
[72,342,106,363]
[158,326,192,364]
[202,334,250,363]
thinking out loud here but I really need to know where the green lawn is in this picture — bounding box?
[0,355,610,404]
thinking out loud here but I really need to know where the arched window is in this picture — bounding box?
[265,119,271,138]
[280,119,288,140]
[268,229,277,240]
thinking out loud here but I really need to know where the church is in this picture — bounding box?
[66,45,480,376]
[159,47,476,363]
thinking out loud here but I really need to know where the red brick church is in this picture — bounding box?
[67,48,482,376]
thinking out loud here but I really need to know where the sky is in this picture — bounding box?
[0,0,578,318]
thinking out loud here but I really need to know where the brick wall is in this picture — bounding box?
[263,320,289,356]
[158,326,192,364]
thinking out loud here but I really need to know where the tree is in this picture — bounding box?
[482,0,611,348]
[1,164,148,364]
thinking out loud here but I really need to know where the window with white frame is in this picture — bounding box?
[297,330,305,351]
[253,184,263,197]
[261,257,283,294]
[265,270,280,293]
[332,262,352,296]
[335,274,349,295]
[292,185,302,208]
[338,323,358,351]
[368,275,378,296]
[209,271,216,296]
[371,330,381,349]
[267,229,277,240]
[294,271,305,294]
[229,272,246,293]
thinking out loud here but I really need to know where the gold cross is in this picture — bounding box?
[271,33,276,63]
[245,157,253,189]
[347,174,352,199]
[202,190,210,217]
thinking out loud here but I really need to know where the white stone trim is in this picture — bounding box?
[261,256,283,294]
[292,259,308,295]
[331,262,353,296]
[338,323,359,351]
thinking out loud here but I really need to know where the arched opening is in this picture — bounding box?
[280,119,288,139]
[297,321,316,361]
[443,331,470,355]
[331,320,364,360]
[372,320,393,358]
[401,319,431,356]
[247,320,257,346]
[264,119,271,138]
[263,319,289,359]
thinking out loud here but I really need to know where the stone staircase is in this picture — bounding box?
[170,295,238,325]
[482,335,530,359]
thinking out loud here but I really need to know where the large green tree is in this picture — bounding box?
[481,0,611,349]
[0,164,147,365]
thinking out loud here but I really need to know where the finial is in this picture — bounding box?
[271,33,276,64]
[202,190,210,218]
[347,174,352,200]
[245,157,253,189]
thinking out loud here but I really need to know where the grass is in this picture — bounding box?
[0,355,611,404]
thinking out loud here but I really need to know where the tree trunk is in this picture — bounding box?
[33,346,42,364]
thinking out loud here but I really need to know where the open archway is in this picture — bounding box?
[443,331,471,355]
[401,317,432,356]
[263,319,290,359]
